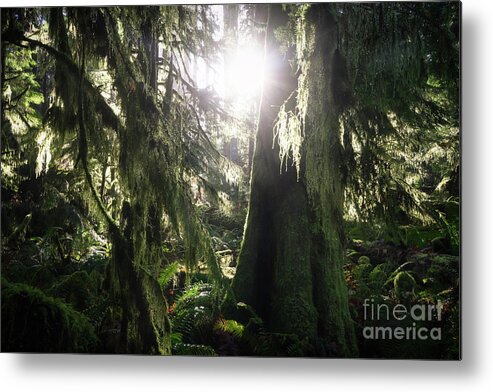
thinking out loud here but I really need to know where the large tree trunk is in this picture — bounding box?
[232,4,357,357]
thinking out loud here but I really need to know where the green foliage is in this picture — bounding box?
[336,3,459,226]
[1,4,459,357]
[171,342,217,356]
[250,332,312,357]
[214,318,244,339]
[3,213,32,245]
[368,263,389,290]
[353,261,373,282]
[436,197,460,252]
[345,238,459,359]
[425,254,459,293]
[271,3,459,229]
[48,270,96,311]
[235,312,316,357]
[1,4,241,353]
[158,262,179,288]
[393,271,416,300]
[1,278,98,352]
[170,283,216,345]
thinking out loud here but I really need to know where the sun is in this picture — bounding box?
[225,46,265,99]
[191,43,265,104]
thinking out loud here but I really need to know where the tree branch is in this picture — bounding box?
[4,34,121,132]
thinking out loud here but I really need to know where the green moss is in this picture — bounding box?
[394,271,416,299]
[288,8,357,357]
[232,5,357,357]
[369,263,389,290]
[48,270,95,311]
[1,278,97,352]
[427,254,459,291]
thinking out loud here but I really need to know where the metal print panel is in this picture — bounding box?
[0,2,461,358]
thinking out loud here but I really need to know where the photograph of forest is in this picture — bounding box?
[1,2,460,358]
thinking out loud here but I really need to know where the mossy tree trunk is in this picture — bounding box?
[106,202,171,355]
[232,5,357,357]
[99,8,172,355]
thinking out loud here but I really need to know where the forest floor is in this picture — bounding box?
[1,198,459,358]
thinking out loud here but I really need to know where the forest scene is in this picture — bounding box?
[1,2,460,358]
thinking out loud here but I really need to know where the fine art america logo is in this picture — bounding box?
[362,298,443,341]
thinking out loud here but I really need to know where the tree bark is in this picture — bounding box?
[231,4,357,357]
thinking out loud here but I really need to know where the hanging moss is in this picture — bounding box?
[7,5,228,354]
[232,5,357,357]
[270,3,459,228]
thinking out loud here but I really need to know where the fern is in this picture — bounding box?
[214,318,244,339]
[170,282,216,344]
[158,262,179,288]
